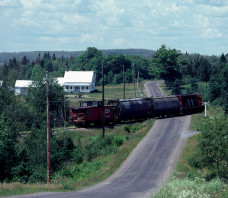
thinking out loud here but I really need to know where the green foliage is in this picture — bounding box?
[25,77,68,128]
[188,116,228,181]
[149,45,182,90]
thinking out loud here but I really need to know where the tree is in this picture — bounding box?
[189,116,228,181]
[198,58,211,82]
[149,45,182,87]
[30,64,45,81]
[22,56,29,65]
[25,77,68,128]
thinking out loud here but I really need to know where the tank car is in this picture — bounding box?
[108,98,152,122]
[152,95,180,117]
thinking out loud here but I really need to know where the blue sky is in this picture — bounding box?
[0,0,228,55]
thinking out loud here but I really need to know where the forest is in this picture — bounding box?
[0,46,227,183]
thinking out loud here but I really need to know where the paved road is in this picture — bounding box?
[9,81,191,198]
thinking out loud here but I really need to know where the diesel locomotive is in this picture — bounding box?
[69,93,204,127]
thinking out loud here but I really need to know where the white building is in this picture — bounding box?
[0,81,3,86]
[14,80,33,95]
[62,71,96,93]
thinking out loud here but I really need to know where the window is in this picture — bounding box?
[86,86,88,90]
[66,86,68,89]
[82,86,84,90]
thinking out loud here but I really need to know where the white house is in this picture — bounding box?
[14,80,33,95]
[62,71,96,93]
[0,80,3,87]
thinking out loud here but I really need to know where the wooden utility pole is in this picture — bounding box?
[123,65,125,99]
[132,63,136,98]
[136,72,139,98]
[102,61,105,138]
[46,72,50,183]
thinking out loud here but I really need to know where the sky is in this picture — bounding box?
[0,0,228,55]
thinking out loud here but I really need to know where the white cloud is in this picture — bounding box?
[20,0,42,10]
[0,0,227,55]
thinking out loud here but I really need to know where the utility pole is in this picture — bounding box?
[46,72,50,183]
[132,63,136,98]
[102,60,105,138]
[123,65,125,99]
[136,72,139,98]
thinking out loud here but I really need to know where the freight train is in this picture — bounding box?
[69,93,204,127]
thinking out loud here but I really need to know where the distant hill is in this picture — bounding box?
[0,49,155,63]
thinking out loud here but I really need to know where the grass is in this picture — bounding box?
[154,178,227,198]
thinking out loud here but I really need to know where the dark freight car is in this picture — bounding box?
[152,96,180,117]
[110,98,152,121]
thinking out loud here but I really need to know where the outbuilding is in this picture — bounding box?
[0,80,3,86]
[62,71,96,93]
[14,80,33,95]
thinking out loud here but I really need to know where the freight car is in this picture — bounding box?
[69,105,115,126]
[69,93,203,127]
[152,95,180,117]
[107,98,153,122]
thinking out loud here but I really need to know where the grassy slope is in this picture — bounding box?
[0,81,154,197]
[154,82,228,198]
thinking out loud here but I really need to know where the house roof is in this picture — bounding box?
[56,77,65,86]
[15,80,33,88]
[64,71,94,83]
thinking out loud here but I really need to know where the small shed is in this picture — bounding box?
[0,80,3,87]
[15,80,33,95]
[63,71,95,93]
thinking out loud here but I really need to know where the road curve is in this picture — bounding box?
[8,81,191,198]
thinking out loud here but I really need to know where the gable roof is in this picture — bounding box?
[15,80,33,88]
[64,71,94,83]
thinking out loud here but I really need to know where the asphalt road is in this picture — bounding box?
[9,81,191,198]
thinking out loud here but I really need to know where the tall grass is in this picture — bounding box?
[153,177,226,198]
